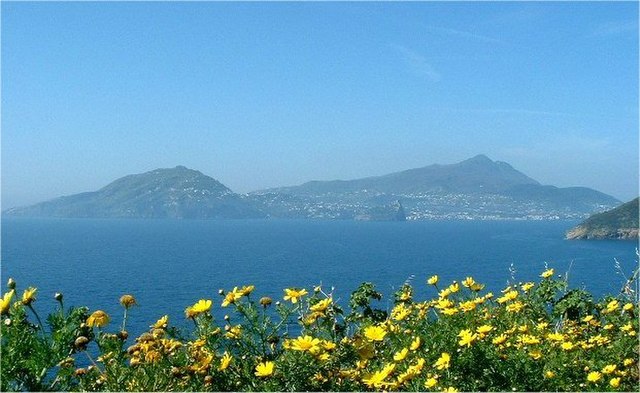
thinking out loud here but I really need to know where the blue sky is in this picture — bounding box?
[2,1,638,208]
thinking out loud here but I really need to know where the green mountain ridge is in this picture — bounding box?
[3,156,622,220]
[263,155,541,195]
[566,198,639,240]
[4,166,264,219]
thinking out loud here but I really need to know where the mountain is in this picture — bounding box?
[267,155,540,195]
[566,198,639,240]
[4,156,621,221]
[251,155,620,220]
[3,166,264,219]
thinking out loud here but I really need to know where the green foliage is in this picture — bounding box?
[1,264,639,392]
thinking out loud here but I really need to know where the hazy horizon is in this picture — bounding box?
[2,2,638,209]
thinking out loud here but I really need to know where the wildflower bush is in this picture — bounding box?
[1,267,638,392]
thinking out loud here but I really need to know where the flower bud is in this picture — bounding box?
[7,278,16,290]
[58,357,74,368]
[267,335,279,344]
[4,318,11,326]
[119,294,137,309]
[259,297,273,307]
[224,314,230,321]
[74,336,89,350]
[74,368,87,377]
[218,289,225,296]
[204,375,213,385]
[54,293,63,302]
[117,330,129,340]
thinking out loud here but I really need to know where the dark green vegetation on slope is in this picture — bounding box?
[566,198,639,240]
[3,156,620,220]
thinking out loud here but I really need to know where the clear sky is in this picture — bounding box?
[2,1,638,209]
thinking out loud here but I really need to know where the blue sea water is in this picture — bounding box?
[1,218,637,337]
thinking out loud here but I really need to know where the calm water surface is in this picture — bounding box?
[1,218,637,336]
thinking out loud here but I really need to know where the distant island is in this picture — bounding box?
[3,155,620,221]
[566,197,639,240]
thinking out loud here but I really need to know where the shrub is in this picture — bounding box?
[1,266,638,391]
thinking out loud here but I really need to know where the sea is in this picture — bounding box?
[1,218,637,337]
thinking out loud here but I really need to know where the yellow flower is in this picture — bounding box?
[544,370,555,379]
[283,288,308,303]
[606,299,619,313]
[152,315,169,329]
[536,321,549,330]
[458,329,476,347]
[546,332,564,341]
[448,282,460,293]
[119,294,136,308]
[145,350,162,363]
[521,282,535,292]
[623,302,634,311]
[476,325,493,335]
[435,298,454,309]
[438,288,452,298]
[310,298,332,313]
[492,334,507,346]
[427,275,439,285]
[462,277,476,288]
[1,290,14,315]
[410,336,421,350]
[561,342,574,351]
[529,349,542,360]
[399,289,412,301]
[609,377,621,388]
[224,325,242,339]
[21,287,37,306]
[218,352,232,371]
[623,358,634,366]
[441,307,459,316]
[506,301,524,313]
[362,363,395,388]
[620,322,633,332]
[255,361,274,377]
[239,285,255,296]
[391,303,411,321]
[393,347,409,362]
[189,299,212,315]
[221,288,243,307]
[434,352,451,370]
[504,290,519,301]
[470,283,485,292]
[586,371,602,383]
[459,300,476,312]
[443,387,459,392]
[518,334,540,345]
[87,310,110,327]
[425,376,438,388]
[602,364,616,374]
[322,340,336,351]
[540,268,554,278]
[364,325,387,342]
[289,335,321,352]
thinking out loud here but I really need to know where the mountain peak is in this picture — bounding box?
[461,154,493,165]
